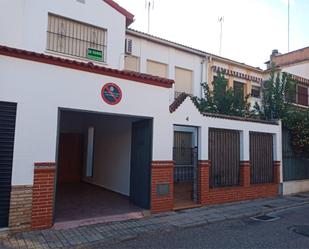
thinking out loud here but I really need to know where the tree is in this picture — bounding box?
[283,107,309,157]
[254,68,309,157]
[254,69,296,120]
[192,72,250,117]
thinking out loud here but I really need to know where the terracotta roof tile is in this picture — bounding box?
[169,92,189,113]
[170,92,278,125]
[0,45,174,88]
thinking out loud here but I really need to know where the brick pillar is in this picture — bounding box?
[273,161,281,184]
[198,160,210,205]
[9,186,33,232]
[31,162,56,230]
[240,161,250,187]
[151,161,174,213]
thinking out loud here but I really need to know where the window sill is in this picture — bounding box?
[44,50,108,67]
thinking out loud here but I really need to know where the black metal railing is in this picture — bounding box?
[46,14,106,62]
[173,147,194,182]
[283,129,309,181]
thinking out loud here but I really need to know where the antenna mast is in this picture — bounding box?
[288,0,290,52]
[218,16,224,56]
[145,0,154,33]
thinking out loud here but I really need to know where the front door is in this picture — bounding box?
[173,127,198,207]
[130,119,152,209]
[0,101,17,228]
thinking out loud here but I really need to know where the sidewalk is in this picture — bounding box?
[1,193,309,249]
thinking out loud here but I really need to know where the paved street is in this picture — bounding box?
[1,193,309,249]
[96,204,309,249]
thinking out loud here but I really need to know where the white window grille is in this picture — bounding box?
[47,14,107,62]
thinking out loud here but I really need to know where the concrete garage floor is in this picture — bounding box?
[54,183,144,229]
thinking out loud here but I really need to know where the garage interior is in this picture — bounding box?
[55,110,152,227]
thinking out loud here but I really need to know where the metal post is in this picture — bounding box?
[288,0,290,52]
[219,17,224,56]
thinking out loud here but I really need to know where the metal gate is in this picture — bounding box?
[0,101,17,228]
[250,132,274,184]
[209,128,240,187]
[283,128,309,181]
[173,131,198,202]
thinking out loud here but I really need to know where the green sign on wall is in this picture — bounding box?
[87,48,103,61]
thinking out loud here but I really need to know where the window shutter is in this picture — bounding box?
[146,60,168,78]
[124,56,140,72]
[174,67,193,95]
[297,85,308,106]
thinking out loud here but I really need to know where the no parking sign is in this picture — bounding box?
[101,83,122,105]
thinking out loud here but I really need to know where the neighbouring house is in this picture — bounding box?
[0,0,283,233]
[266,48,309,195]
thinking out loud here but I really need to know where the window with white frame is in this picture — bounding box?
[47,14,107,62]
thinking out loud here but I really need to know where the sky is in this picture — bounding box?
[116,0,309,69]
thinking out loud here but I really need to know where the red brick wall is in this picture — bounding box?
[198,160,210,205]
[31,162,56,230]
[9,185,33,232]
[151,161,174,213]
[240,161,250,187]
[199,160,279,206]
[272,47,309,66]
[274,161,281,184]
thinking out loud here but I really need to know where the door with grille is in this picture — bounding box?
[0,101,17,228]
[173,127,198,207]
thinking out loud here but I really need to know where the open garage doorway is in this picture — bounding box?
[54,110,152,228]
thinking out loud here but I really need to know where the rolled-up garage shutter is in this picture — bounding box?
[0,101,17,228]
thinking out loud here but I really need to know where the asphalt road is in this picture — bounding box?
[96,204,309,249]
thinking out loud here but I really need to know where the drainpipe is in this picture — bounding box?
[200,56,208,98]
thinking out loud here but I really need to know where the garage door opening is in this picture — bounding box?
[55,110,152,228]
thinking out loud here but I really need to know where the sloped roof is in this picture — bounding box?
[103,0,134,26]
[127,29,264,73]
[170,93,278,125]
[0,45,174,88]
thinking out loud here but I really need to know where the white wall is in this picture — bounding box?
[89,117,132,196]
[125,34,208,101]
[0,0,126,69]
[0,55,173,186]
[171,97,283,181]
[282,62,309,79]
[283,180,309,195]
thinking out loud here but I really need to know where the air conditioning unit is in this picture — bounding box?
[125,38,133,54]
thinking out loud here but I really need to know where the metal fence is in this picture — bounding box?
[283,129,309,181]
[173,147,196,182]
[209,128,240,187]
[250,132,274,184]
[47,14,106,62]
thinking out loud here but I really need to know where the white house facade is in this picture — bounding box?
[0,0,283,232]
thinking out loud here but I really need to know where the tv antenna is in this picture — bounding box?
[145,0,154,33]
[287,0,290,52]
[218,16,224,56]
